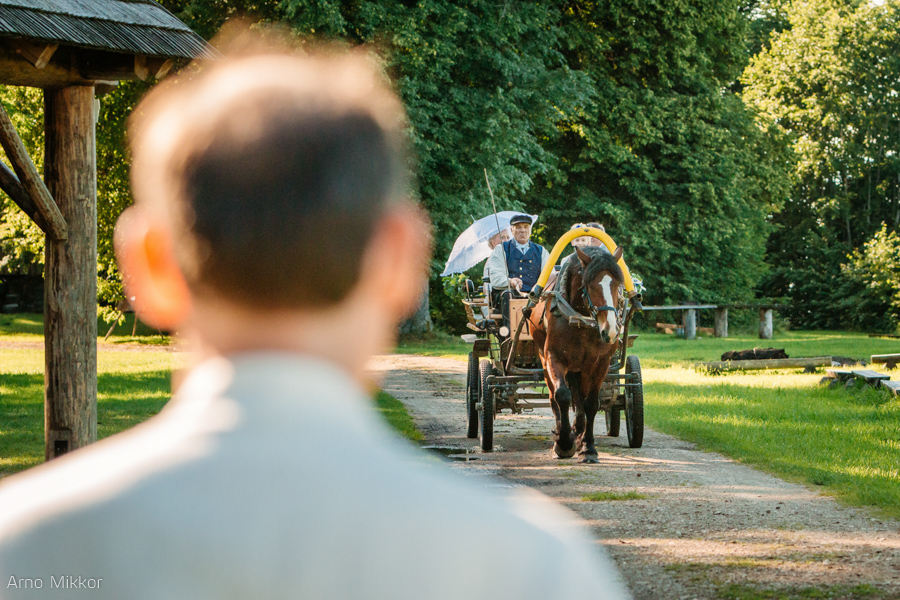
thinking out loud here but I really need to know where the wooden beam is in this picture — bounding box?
[10,40,59,69]
[0,159,46,230]
[134,55,149,81]
[0,43,85,87]
[43,85,97,460]
[155,59,175,80]
[642,304,718,310]
[0,103,67,240]
[35,44,58,69]
[697,357,832,372]
[94,80,119,97]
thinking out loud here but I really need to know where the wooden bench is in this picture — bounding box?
[881,380,900,396]
[871,353,900,369]
[826,368,890,388]
[848,369,890,386]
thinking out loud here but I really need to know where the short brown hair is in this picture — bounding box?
[130,48,409,308]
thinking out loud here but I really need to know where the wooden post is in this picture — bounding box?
[43,86,97,460]
[759,308,773,340]
[683,308,696,340]
[714,307,728,338]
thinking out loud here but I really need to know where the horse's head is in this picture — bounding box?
[574,245,625,344]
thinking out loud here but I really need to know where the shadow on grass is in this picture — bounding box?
[0,370,171,475]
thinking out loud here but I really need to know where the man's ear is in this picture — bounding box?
[114,206,192,330]
[357,204,431,320]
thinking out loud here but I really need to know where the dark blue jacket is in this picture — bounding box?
[503,240,544,292]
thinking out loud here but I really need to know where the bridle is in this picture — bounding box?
[581,285,617,323]
[579,275,624,334]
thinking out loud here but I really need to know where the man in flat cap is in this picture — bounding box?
[485,213,549,297]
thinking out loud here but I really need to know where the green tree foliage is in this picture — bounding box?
[0,87,44,276]
[842,224,900,331]
[0,0,793,332]
[538,1,791,305]
[274,0,599,327]
[741,0,791,60]
[95,81,155,323]
[744,0,900,329]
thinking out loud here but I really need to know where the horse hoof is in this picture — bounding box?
[579,455,599,464]
[553,442,577,459]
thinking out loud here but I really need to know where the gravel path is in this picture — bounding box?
[368,353,900,600]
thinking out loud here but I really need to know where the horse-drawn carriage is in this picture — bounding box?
[461,227,645,461]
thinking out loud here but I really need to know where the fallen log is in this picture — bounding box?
[697,356,832,372]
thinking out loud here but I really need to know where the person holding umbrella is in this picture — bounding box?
[482,227,511,292]
[439,211,534,278]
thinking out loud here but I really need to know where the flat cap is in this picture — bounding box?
[509,214,533,226]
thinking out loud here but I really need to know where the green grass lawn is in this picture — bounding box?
[0,312,169,345]
[399,329,900,519]
[0,347,177,474]
[4,314,899,519]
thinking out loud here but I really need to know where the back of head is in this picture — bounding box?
[130,44,409,309]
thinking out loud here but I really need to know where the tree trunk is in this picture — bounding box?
[43,85,97,461]
[399,285,433,336]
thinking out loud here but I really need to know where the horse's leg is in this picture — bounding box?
[546,356,576,458]
[568,372,586,452]
[579,359,611,464]
[578,387,601,464]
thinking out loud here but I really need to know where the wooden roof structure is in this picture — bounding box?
[0,0,213,87]
[0,0,211,461]
[0,0,213,58]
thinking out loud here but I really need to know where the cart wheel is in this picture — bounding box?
[625,354,644,448]
[466,353,479,438]
[605,407,620,437]
[479,359,494,452]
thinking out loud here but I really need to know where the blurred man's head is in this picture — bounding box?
[117,44,429,370]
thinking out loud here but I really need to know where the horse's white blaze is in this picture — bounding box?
[597,275,618,337]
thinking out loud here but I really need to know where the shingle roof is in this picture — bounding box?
[0,0,213,59]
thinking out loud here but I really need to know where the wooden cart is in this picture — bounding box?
[461,228,646,452]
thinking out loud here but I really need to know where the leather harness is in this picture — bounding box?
[540,284,620,332]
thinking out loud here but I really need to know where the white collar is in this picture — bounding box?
[513,240,531,253]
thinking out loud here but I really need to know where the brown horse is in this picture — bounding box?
[528,245,625,463]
